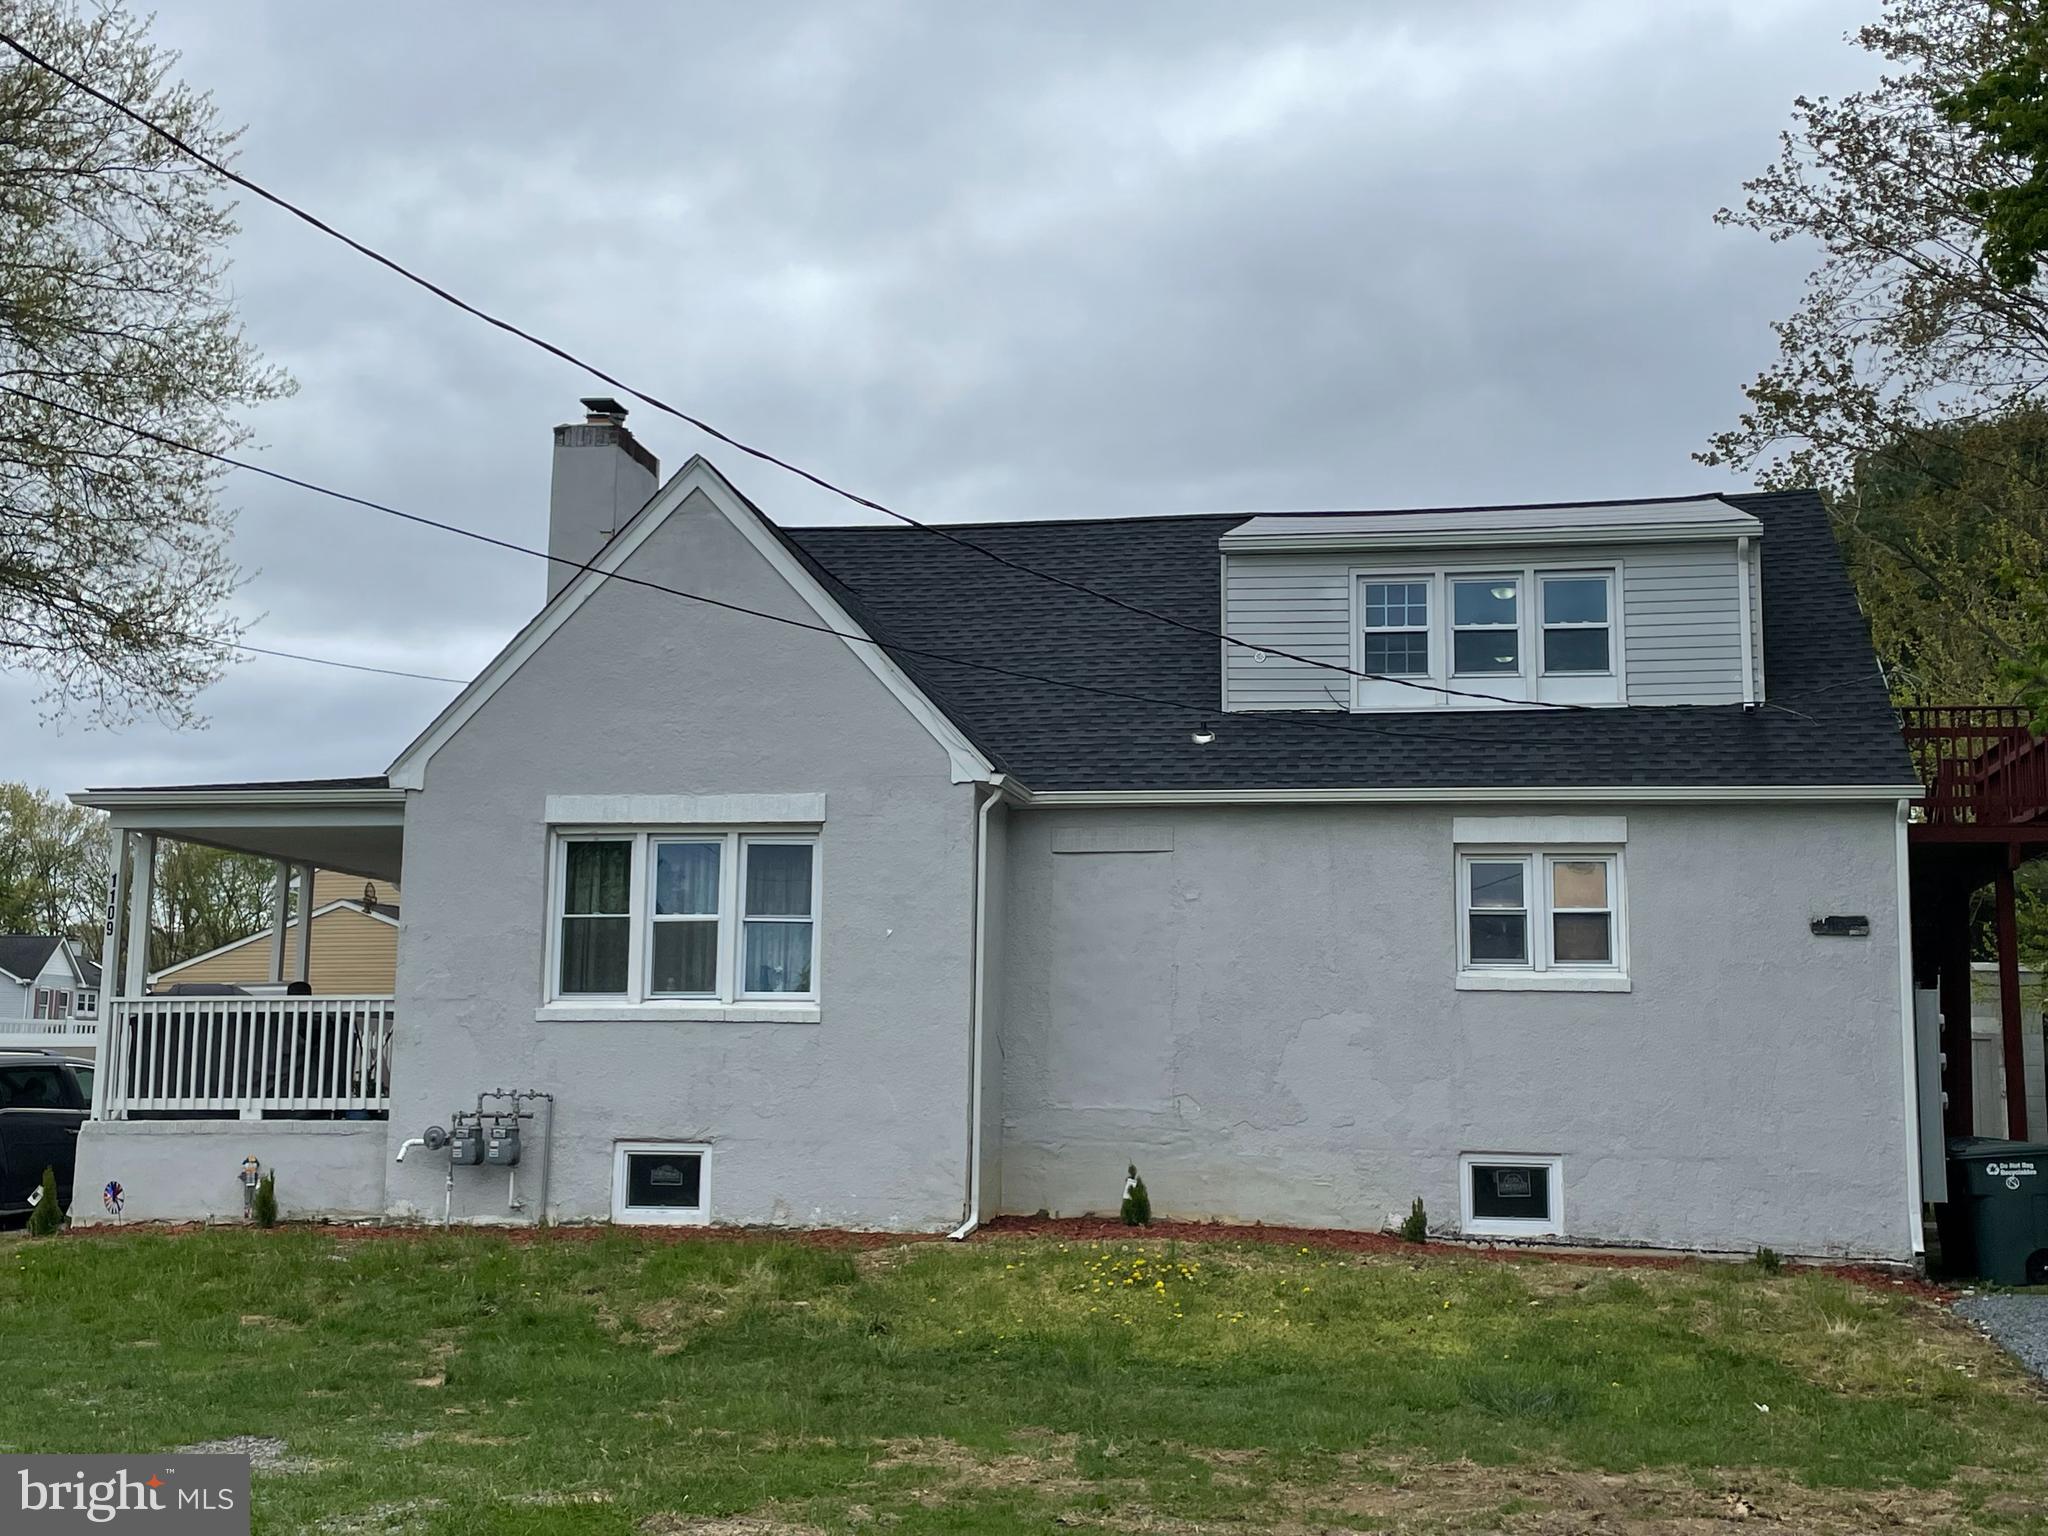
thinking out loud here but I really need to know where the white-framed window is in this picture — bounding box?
[1450,575,1520,676]
[1539,572,1613,676]
[1352,563,1622,708]
[1457,850,1624,985]
[612,1140,710,1226]
[550,830,819,1006]
[74,989,96,1016]
[1360,576,1432,678]
[1460,1153,1563,1237]
[31,989,48,1020]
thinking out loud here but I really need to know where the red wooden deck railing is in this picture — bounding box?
[1899,704,2048,827]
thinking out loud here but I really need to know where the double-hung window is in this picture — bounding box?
[1361,578,1431,677]
[1458,850,1624,985]
[1450,576,1519,675]
[552,830,819,1007]
[1539,574,1612,675]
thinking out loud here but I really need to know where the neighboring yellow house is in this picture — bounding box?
[149,869,399,995]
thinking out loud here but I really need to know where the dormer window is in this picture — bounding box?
[1540,575,1611,674]
[1362,580,1431,677]
[1451,577,1519,675]
[1348,563,1623,709]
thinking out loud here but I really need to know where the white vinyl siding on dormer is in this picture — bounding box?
[1222,540,1762,711]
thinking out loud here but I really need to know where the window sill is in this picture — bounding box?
[535,1003,821,1024]
[1455,971,1630,993]
[1463,1221,1564,1239]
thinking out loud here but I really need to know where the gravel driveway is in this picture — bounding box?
[1955,1295,2048,1379]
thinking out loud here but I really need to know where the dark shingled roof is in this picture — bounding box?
[0,935,63,983]
[779,490,1916,792]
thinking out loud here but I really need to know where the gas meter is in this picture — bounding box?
[485,1124,522,1166]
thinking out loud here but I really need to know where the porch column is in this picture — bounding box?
[123,833,154,999]
[92,828,129,1122]
[98,826,125,1014]
[1994,855,2029,1139]
[1937,894,1975,1138]
[266,860,291,984]
[290,862,315,985]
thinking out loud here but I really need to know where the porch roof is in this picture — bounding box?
[69,776,404,884]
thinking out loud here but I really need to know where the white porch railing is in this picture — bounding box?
[0,1017,98,1048]
[102,996,394,1118]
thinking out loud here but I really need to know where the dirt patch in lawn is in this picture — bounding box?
[872,1432,1088,1501]
[640,1516,824,1536]
[1065,1451,1987,1534]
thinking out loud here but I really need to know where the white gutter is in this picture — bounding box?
[1009,783,1926,809]
[1894,798,1927,1260]
[950,776,1004,1240]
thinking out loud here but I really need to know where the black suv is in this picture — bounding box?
[0,1049,90,1222]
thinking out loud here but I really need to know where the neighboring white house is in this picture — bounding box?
[0,934,98,1054]
[67,399,1943,1261]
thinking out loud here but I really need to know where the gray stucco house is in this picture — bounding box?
[69,400,1928,1261]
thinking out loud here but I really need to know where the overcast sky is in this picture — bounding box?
[5,0,1880,795]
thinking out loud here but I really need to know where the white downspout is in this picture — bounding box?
[1894,799,1926,1260]
[949,777,1004,1240]
[1736,536,1757,706]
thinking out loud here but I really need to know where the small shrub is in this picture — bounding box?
[1400,1196,1428,1244]
[1752,1246,1785,1275]
[252,1171,278,1228]
[1120,1163,1151,1227]
[26,1168,63,1236]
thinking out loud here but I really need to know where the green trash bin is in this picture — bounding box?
[1945,1138,2048,1286]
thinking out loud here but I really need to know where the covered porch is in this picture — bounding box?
[69,777,405,1122]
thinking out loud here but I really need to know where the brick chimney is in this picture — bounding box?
[548,397,659,600]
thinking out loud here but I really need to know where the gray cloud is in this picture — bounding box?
[5,0,1877,793]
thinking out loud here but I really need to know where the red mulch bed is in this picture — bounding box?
[55,1212,1953,1297]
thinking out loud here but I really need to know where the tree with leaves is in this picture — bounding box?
[149,840,274,972]
[1711,0,2048,964]
[0,778,106,945]
[1703,0,2048,714]
[0,0,289,724]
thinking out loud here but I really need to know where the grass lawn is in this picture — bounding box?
[2,1228,2045,1535]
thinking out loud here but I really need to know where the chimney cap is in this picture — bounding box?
[581,396,628,424]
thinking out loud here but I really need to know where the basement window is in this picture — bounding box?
[612,1141,710,1226]
[1460,1154,1562,1237]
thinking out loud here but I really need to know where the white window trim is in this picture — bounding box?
[612,1140,711,1226]
[1460,1152,1564,1237]
[1536,570,1619,704]
[1448,572,1523,680]
[1455,847,1628,991]
[1359,573,1436,682]
[546,827,821,1012]
[1349,559,1626,710]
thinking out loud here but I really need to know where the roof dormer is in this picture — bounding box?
[1217,496,1764,712]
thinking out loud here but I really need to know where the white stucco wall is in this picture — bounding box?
[997,800,1912,1260]
[386,487,979,1229]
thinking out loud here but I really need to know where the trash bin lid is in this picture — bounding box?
[1948,1136,2048,1160]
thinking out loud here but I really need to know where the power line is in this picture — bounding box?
[1,383,1593,755]
[230,642,464,684]
[0,29,1580,714]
